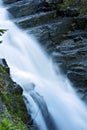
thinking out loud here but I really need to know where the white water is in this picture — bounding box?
[0,2,87,130]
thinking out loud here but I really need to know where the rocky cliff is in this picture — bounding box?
[0,59,32,129]
[2,0,87,101]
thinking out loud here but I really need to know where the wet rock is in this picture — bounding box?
[37,1,55,12]
[37,0,63,13]
[82,92,87,104]
[48,18,73,43]
[3,0,21,4]
[7,0,44,18]
[52,52,67,74]
[0,58,10,74]
[65,7,79,17]
[73,36,83,42]
[13,82,23,94]
[57,7,79,17]
[53,38,87,90]
[74,16,87,30]
[67,62,87,88]
[15,11,57,29]
[26,17,73,53]
[67,70,87,88]
[45,0,62,4]
[66,30,87,39]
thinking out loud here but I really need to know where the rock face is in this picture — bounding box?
[0,59,32,129]
[2,0,87,102]
[45,0,62,4]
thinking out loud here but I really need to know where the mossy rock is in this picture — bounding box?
[56,0,87,16]
[0,61,32,130]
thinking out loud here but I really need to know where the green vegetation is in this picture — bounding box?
[0,29,6,36]
[0,29,7,43]
[59,0,87,15]
[0,117,26,130]
[0,65,32,130]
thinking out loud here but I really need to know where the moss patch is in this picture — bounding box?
[58,0,87,16]
[0,106,27,130]
[0,64,32,130]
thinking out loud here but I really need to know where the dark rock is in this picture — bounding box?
[15,11,57,29]
[82,92,87,104]
[53,38,87,91]
[0,58,10,74]
[37,1,55,12]
[67,70,87,88]
[27,17,73,53]
[66,30,87,39]
[52,52,67,74]
[0,97,5,114]
[13,82,23,94]
[74,16,87,30]
[7,0,44,18]
[73,36,83,42]
[48,18,73,43]
[65,7,79,17]
[45,0,62,4]
[57,7,79,17]
[28,17,73,43]
[27,25,52,46]
[3,0,21,4]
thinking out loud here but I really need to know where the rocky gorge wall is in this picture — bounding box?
[3,0,87,102]
[0,59,32,130]
[0,1,87,128]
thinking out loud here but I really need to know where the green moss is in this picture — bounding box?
[0,117,26,130]
[58,0,87,15]
[0,64,32,130]
[0,107,27,130]
[0,91,30,123]
[79,0,87,15]
[60,0,77,8]
[0,65,6,74]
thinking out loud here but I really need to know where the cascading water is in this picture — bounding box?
[0,1,87,130]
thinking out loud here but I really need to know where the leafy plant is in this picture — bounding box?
[0,118,26,130]
[0,29,7,43]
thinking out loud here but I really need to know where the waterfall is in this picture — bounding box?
[0,1,87,130]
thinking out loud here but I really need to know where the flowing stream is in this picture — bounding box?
[0,1,87,130]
